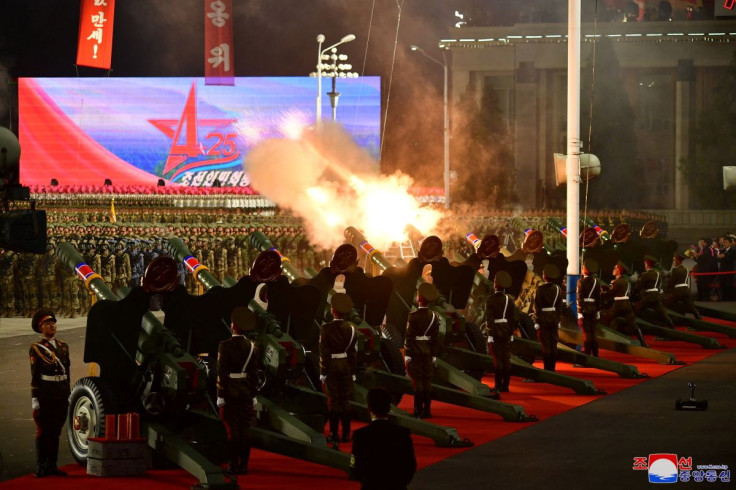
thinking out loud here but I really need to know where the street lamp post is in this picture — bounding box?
[312,34,356,125]
[410,45,450,210]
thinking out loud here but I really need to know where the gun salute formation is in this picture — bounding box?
[13,215,736,488]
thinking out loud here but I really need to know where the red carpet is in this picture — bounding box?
[3,317,734,490]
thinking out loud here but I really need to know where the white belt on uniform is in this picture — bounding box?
[41,374,67,382]
[229,373,248,379]
[614,296,629,301]
[675,283,689,288]
[493,319,507,323]
[331,353,348,359]
[541,307,556,312]
[415,335,431,341]
[583,298,596,302]
[645,288,659,292]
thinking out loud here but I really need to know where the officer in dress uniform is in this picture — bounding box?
[405,283,441,417]
[634,255,675,328]
[216,306,261,475]
[29,308,71,478]
[319,293,358,446]
[532,264,564,371]
[577,259,602,357]
[484,271,518,393]
[602,261,648,347]
[664,253,701,319]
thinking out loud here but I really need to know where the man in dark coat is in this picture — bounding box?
[29,308,71,478]
[484,271,518,392]
[404,282,441,417]
[319,293,358,446]
[603,261,648,347]
[576,259,602,357]
[217,306,261,475]
[350,387,416,490]
[694,237,718,300]
[634,256,675,328]
[532,264,564,371]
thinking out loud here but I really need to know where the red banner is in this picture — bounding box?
[204,0,235,85]
[76,0,116,69]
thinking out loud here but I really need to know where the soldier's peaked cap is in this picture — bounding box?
[331,293,354,314]
[231,306,257,331]
[494,270,512,289]
[543,263,560,280]
[643,255,658,264]
[417,282,439,302]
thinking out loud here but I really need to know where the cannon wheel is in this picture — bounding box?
[465,322,489,380]
[67,377,119,465]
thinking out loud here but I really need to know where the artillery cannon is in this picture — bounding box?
[344,227,535,421]
[244,232,475,446]
[56,242,237,489]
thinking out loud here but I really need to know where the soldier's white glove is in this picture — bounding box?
[534,323,540,331]
[31,398,40,410]
[510,335,514,342]
[488,336,494,344]
[577,313,583,320]
[252,397,258,408]
[432,357,437,366]
[558,322,562,329]
[596,312,601,320]
[352,375,356,381]
[216,397,225,408]
[404,356,412,363]
[319,374,327,382]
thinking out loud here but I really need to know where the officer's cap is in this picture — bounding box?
[417,282,439,302]
[331,293,354,314]
[231,306,257,332]
[583,258,599,275]
[643,255,658,266]
[494,270,512,289]
[32,308,56,333]
[543,264,560,280]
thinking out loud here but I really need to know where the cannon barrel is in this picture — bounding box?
[345,226,395,272]
[248,231,302,283]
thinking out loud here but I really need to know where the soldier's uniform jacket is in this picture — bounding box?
[319,320,358,376]
[666,265,689,294]
[636,269,663,300]
[532,282,564,328]
[217,336,260,400]
[606,276,632,301]
[484,291,518,341]
[576,275,602,315]
[405,307,442,360]
[30,338,71,399]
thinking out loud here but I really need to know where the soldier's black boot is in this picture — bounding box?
[225,440,239,475]
[494,372,503,392]
[413,393,423,418]
[327,412,340,447]
[238,445,250,475]
[636,328,649,348]
[422,396,433,419]
[340,413,351,443]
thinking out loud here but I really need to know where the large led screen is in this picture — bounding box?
[18,77,381,187]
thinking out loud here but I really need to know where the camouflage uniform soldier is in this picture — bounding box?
[99,244,116,286]
[113,243,131,293]
[0,249,17,316]
[38,242,60,313]
[17,253,38,316]
[213,238,228,283]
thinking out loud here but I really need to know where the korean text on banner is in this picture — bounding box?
[76,0,116,70]
[204,0,235,86]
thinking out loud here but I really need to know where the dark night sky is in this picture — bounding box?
[0,0,475,185]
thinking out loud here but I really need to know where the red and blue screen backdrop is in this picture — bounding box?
[18,77,381,187]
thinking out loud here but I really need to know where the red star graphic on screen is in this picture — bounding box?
[149,81,239,181]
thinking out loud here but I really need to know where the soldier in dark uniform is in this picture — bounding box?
[484,271,518,393]
[0,249,18,316]
[129,240,145,288]
[603,261,648,347]
[319,293,358,446]
[576,259,602,357]
[664,253,700,319]
[216,307,261,475]
[532,264,564,371]
[634,256,675,328]
[405,283,441,417]
[29,309,71,478]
